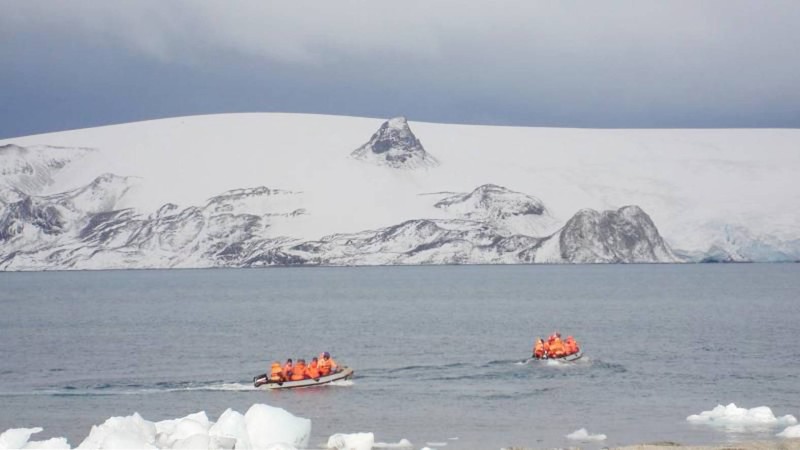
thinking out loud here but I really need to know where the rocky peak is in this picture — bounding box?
[351,117,439,169]
[557,205,678,263]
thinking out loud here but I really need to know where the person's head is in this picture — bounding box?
[312,357,318,363]
[323,352,330,359]
[298,359,305,364]
[556,332,561,338]
[286,358,293,364]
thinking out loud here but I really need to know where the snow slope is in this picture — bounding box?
[1,113,798,269]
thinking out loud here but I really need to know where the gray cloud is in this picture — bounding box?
[1,0,799,138]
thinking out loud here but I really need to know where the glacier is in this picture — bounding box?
[1,113,799,270]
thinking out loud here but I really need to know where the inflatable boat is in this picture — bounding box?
[253,367,354,390]
[530,351,583,363]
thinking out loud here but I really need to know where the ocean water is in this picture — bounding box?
[1,264,799,449]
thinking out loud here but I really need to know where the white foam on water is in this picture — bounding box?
[425,442,447,447]
[565,428,607,441]
[687,403,798,432]
[778,424,800,438]
[177,382,257,392]
[327,379,354,387]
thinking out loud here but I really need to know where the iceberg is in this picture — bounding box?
[778,424,800,438]
[565,428,607,441]
[687,403,798,431]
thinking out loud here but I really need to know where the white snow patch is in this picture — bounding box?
[687,403,798,430]
[565,428,607,441]
[778,424,800,438]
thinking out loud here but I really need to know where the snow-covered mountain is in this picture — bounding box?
[0,113,798,270]
[0,143,93,197]
[351,117,438,169]
[433,184,561,237]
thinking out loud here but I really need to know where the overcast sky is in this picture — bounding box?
[1,0,799,138]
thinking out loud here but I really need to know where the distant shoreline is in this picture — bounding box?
[614,438,800,449]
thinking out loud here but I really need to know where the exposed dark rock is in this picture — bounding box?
[557,205,677,263]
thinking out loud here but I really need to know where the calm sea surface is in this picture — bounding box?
[1,264,799,449]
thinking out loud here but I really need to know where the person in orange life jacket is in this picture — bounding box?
[533,338,545,359]
[282,359,294,380]
[318,352,337,376]
[291,359,307,381]
[564,336,578,355]
[269,362,283,382]
[549,333,565,357]
[305,357,321,380]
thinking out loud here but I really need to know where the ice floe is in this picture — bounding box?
[565,428,607,441]
[0,404,422,449]
[372,439,413,448]
[326,432,374,450]
[1,404,311,450]
[778,424,800,438]
[0,428,69,450]
[687,403,798,431]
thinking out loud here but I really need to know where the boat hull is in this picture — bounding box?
[532,351,583,362]
[254,367,354,390]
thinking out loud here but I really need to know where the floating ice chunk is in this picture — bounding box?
[1,404,313,450]
[154,410,211,448]
[20,437,70,449]
[687,403,798,430]
[208,408,249,449]
[171,433,209,450]
[778,424,800,438]
[373,438,413,448]
[244,404,311,449]
[327,432,374,450]
[76,412,157,449]
[1,427,44,450]
[566,428,607,441]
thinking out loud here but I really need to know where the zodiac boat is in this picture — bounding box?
[253,367,354,389]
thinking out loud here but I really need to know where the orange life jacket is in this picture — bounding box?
[550,337,565,357]
[565,337,577,355]
[533,340,545,358]
[282,363,293,379]
[305,361,320,379]
[269,363,283,381]
[543,341,551,355]
[291,362,307,381]
[318,357,336,375]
